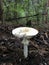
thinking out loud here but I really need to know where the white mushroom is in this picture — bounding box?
[12,27,38,58]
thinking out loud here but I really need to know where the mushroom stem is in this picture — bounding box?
[24,44,28,58]
[22,37,29,58]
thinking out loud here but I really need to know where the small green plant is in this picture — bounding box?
[3,0,47,26]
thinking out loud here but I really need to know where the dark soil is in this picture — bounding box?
[0,24,49,65]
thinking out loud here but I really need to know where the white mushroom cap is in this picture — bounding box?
[12,27,38,38]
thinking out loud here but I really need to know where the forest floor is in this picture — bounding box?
[0,23,49,65]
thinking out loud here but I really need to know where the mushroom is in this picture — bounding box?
[12,27,38,58]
